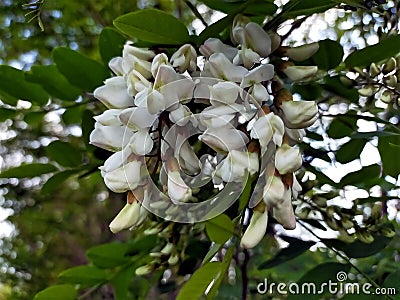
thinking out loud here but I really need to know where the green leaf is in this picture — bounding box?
[0,108,17,122]
[258,238,315,270]
[322,76,359,102]
[197,14,234,44]
[335,139,367,164]
[383,270,400,299]
[202,243,222,264]
[0,65,49,105]
[198,0,277,16]
[205,214,235,244]
[41,170,81,194]
[291,83,322,100]
[206,246,234,299]
[322,234,392,258]
[46,140,83,167]
[25,65,81,101]
[59,265,109,285]
[62,105,84,125]
[99,27,126,64]
[327,113,358,139]
[281,0,336,19]
[114,9,190,45]
[33,284,77,300]
[0,163,57,178]
[287,262,351,300]
[53,47,110,92]
[111,266,136,300]
[176,262,223,300]
[345,35,400,68]
[340,164,380,188]
[310,39,343,70]
[378,135,400,178]
[82,109,96,150]
[87,242,132,268]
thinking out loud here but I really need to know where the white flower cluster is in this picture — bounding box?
[89,19,319,248]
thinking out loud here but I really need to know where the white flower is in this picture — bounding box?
[232,22,272,57]
[94,109,124,126]
[199,38,238,61]
[199,126,249,153]
[209,82,240,106]
[123,44,155,61]
[283,42,319,61]
[233,48,260,68]
[119,106,158,130]
[279,100,318,129]
[272,196,296,230]
[292,175,302,199]
[178,140,201,175]
[282,65,318,81]
[263,175,290,207]
[109,57,123,75]
[285,128,306,145]
[129,129,154,155]
[170,44,197,73]
[89,124,133,152]
[103,160,144,193]
[122,52,152,79]
[126,70,152,96]
[204,53,248,83]
[151,53,170,78]
[165,157,192,203]
[109,201,141,233]
[250,113,284,154]
[240,64,274,88]
[214,150,259,182]
[275,144,302,175]
[94,77,133,108]
[240,209,268,249]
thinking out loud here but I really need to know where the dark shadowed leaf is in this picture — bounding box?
[41,170,81,194]
[281,0,336,19]
[33,284,77,300]
[292,83,322,100]
[0,108,17,122]
[287,262,351,300]
[99,27,126,64]
[335,139,367,164]
[327,113,358,139]
[322,76,359,102]
[114,9,190,45]
[0,65,49,105]
[258,238,315,269]
[53,47,110,91]
[378,135,400,178]
[383,270,400,299]
[198,0,277,16]
[345,35,400,67]
[25,65,81,101]
[46,140,84,167]
[0,163,58,178]
[310,39,343,70]
[87,242,132,268]
[340,164,380,188]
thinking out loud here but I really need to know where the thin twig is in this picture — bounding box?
[184,0,208,27]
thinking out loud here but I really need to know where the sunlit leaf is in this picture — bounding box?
[176,262,223,300]
[58,265,109,285]
[205,214,235,244]
[114,9,190,45]
[53,47,110,91]
[33,284,77,300]
[335,139,367,164]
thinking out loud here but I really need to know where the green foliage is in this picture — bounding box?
[33,284,77,300]
[205,214,235,244]
[99,28,126,64]
[0,163,57,178]
[114,9,191,45]
[52,47,110,91]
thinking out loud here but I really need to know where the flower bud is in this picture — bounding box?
[278,100,318,129]
[282,42,319,61]
[103,160,145,193]
[151,53,169,78]
[135,265,152,276]
[109,201,141,233]
[250,112,285,154]
[263,175,291,207]
[128,129,154,156]
[240,209,268,249]
[90,124,133,152]
[275,144,302,175]
[382,57,397,74]
[385,75,397,88]
[272,196,296,230]
[168,254,179,265]
[380,90,393,103]
[356,230,374,244]
[244,22,272,57]
[380,227,395,238]
[199,38,238,61]
[282,65,318,81]
[170,44,197,73]
[369,62,381,77]
[165,157,192,203]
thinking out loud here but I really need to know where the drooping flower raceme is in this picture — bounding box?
[89,20,319,248]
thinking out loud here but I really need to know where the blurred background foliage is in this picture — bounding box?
[0,0,399,299]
